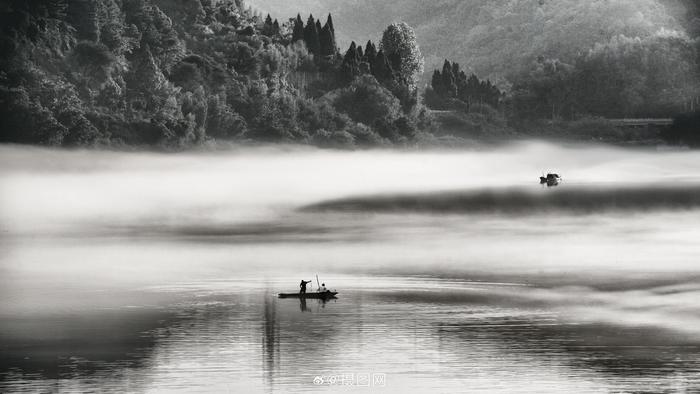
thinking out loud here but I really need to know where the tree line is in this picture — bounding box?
[290,13,337,58]
[426,59,503,110]
[509,32,700,121]
[0,0,428,148]
[421,32,699,145]
[1,0,697,148]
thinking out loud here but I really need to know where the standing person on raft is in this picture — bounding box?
[299,279,312,295]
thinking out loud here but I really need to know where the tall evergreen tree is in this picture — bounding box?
[318,14,337,57]
[364,40,377,75]
[303,14,321,55]
[441,60,457,97]
[365,40,377,63]
[319,24,335,57]
[326,13,335,34]
[341,41,360,78]
[429,59,503,108]
[431,69,444,95]
[466,74,480,104]
[456,70,468,102]
[262,13,274,36]
[292,14,304,42]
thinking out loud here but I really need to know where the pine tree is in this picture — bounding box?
[292,14,304,42]
[443,61,457,97]
[431,69,443,95]
[319,24,336,57]
[467,74,480,102]
[272,19,280,36]
[326,14,335,35]
[326,14,337,52]
[303,14,321,55]
[364,40,377,64]
[319,14,337,57]
[342,41,360,78]
[430,58,504,108]
[263,14,274,36]
[456,70,468,102]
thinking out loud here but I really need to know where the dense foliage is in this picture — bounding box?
[423,33,698,144]
[426,60,502,110]
[254,0,698,79]
[1,0,698,148]
[511,31,700,120]
[379,23,424,92]
[259,0,700,120]
[0,0,428,148]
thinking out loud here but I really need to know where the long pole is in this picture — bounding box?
[316,275,320,291]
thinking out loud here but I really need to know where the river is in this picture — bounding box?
[1,142,700,393]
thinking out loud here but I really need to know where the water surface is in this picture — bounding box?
[2,142,700,393]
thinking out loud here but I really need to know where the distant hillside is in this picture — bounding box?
[253,0,697,83]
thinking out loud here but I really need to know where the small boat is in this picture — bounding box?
[278,291,338,299]
[540,173,562,186]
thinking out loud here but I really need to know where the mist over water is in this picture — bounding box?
[2,142,699,232]
[2,142,700,392]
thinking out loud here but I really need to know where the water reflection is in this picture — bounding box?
[0,308,172,393]
[262,295,276,390]
[3,277,700,393]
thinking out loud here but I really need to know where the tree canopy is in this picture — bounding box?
[0,1,430,148]
[379,22,424,91]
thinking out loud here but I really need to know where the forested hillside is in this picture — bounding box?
[0,0,429,148]
[1,0,698,148]
[256,0,700,131]
[254,0,699,81]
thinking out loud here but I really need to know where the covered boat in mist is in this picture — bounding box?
[540,173,562,186]
[278,291,338,299]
